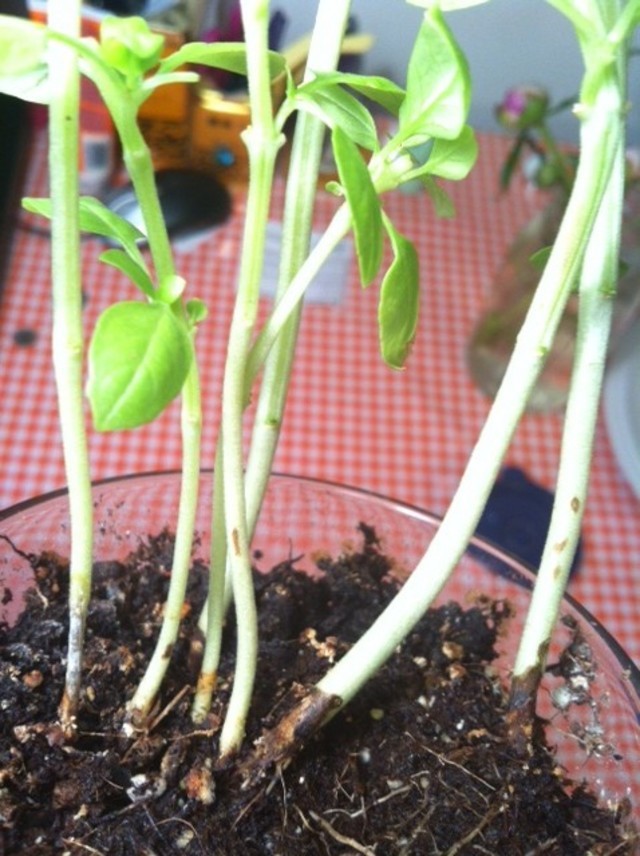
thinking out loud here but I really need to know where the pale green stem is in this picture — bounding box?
[245,204,352,389]
[312,75,617,715]
[243,0,352,535]
[218,0,284,757]
[512,87,625,689]
[47,0,94,731]
[191,444,226,722]
[80,61,204,720]
[193,2,352,724]
[128,354,202,723]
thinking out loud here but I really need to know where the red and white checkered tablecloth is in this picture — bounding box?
[1,131,638,666]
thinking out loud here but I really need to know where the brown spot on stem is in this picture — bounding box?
[239,687,341,786]
[231,528,241,557]
[196,671,217,695]
[571,496,581,513]
[554,538,568,553]
[506,640,550,757]
[162,644,174,661]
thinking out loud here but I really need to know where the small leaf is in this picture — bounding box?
[411,125,478,181]
[99,249,155,298]
[87,301,192,431]
[301,72,405,115]
[529,246,552,271]
[332,126,383,285]
[159,42,286,80]
[0,16,49,103]
[296,85,379,151]
[398,6,471,143]
[420,176,456,218]
[186,298,208,325]
[378,220,420,369]
[23,196,149,271]
[99,16,165,84]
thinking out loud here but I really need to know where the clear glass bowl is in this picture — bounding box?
[1,471,638,824]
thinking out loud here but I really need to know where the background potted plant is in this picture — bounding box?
[0,0,639,852]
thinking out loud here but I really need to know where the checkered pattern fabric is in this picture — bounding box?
[1,131,638,667]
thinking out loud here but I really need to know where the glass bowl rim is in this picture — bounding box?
[2,468,639,693]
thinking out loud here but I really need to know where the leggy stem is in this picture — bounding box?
[48,0,94,732]
[509,59,626,736]
[84,63,204,722]
[127,354,202,723]
[264,54,619,748]
[243,0,352,534]
[217,0,284,757]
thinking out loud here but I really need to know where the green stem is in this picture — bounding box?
[277,58,618,736]
[245,204,352,395]
[218,0,284,757]
[510,72,626,725]
[128,352,202,723]
[537,120,574,194]
[191,444,226,723]
[79,52,205,721]
[47,0,94,732]
[243,0,353,534]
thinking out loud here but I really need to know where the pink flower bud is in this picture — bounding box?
[496,86,549,130]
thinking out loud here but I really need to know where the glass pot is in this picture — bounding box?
[467,184,640,411]
[1,471,638,822]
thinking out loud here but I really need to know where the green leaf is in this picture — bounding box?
[99,249,155,298]
[23,196,149,272]
[398,6,471,143]
[99,16,165,84]
[410,125,478,181]
[332,126,383,285]
[296,85,379,151]
[0,16,49,103]
[420,176,456,218]
[378,219,419,369]
[529,246,552,271]
[186,298,208,325]
[87,301,192,431]
[300,72,405,115]
[159,42,286,80]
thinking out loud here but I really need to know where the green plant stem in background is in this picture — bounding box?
[47,0,94,731]
[217,0,285,757]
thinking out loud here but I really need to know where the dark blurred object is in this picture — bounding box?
[103,168,232,243]
[475,466,583,578]
[85,0,146,13]
[0,0,31,296]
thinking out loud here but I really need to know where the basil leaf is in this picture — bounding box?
[398,6,471,144]
[99,249,155,298]
[23,196,149,272]
[0,16,49,103]
[411,125,478,181]
[159,42,286,80]
[378,220,419,369]
[301,72,405,116]
[332,126,383,285]
[296,85,379,151]
[87,301,191,431]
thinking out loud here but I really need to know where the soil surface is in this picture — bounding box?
[0,526,637,855]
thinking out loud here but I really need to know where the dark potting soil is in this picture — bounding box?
[0,526,636,855]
